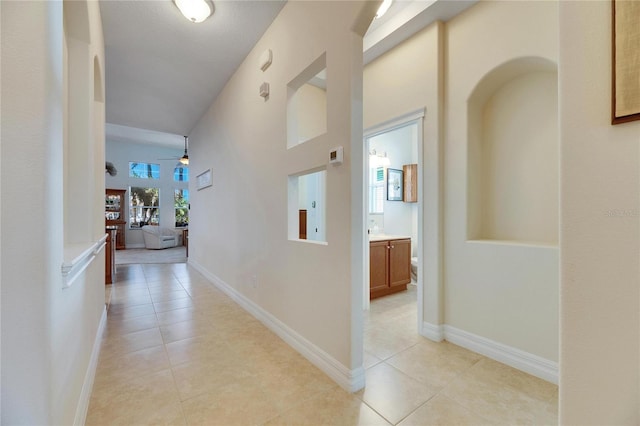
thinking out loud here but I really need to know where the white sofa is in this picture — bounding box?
[141,225,179,249]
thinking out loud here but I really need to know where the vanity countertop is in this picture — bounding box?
[369,234,411,242]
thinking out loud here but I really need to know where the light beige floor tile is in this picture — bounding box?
[364,350,383,369]
[442,370,552,425]
[156,306,201,326]
[100,327,164,357]
[151,289,191,303]
[160,318,216,344]
[165,335,237,366]
[181,377,280,425]
[154,297,195,313]
[266,387,391,426]
[465,358,557,402]
[108,302,156,319]
[356,362,438,425]
[87,369,185,426]
[386,340,482,389]
[93,345,171,390]
[398,394,491,426]
[252,355,338,413]
[171,359,254,401]
[364,331,421,361]
[104,313,158,336]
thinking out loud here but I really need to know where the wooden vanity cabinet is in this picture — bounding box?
[370,238,411,299]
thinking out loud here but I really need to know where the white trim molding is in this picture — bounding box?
[74,307,107,426]
[364,107,425,138]
[443,325,558,385]
[189,260,365,392]
[421,322,444,342]
[61,234,108,288]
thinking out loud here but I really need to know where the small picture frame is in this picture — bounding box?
[387,168,403,201]
[196,168,212,190]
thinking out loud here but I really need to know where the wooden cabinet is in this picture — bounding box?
[105,188,126,250]
[369,238,411,299]
[105,228,116,284]
[403,164,417,203]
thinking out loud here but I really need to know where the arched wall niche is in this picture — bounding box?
[467,56,559,245]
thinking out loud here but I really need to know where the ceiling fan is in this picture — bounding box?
[158,136,189,165]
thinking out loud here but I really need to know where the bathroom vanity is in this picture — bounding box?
[369,235,411,299]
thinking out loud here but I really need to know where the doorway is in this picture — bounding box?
[363,109,425,335]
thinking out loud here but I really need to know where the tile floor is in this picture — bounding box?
[88,264,558,425]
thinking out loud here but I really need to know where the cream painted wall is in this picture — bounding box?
[188,1,374,372]
[1,1,106,423]
[105,140,189,248]
[295,83,327,144]
[444,0,559,362]
[559,1,639,423]
[478,71,558,244]
[364,21,444,326]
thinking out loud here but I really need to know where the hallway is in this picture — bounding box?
[88,264,557,425]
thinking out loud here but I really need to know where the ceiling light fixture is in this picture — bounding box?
[179,136,189,165]
[375,0,393,19]
[173,0,214,23]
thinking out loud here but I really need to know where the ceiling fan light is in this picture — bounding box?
[174,0,213,23]
[179,155,189,165]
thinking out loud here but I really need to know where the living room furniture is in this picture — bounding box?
[141,225,179,249]
[182,229,189,257]
[105,227,116,284]
[105,188,126,249]
[369,236,411,299]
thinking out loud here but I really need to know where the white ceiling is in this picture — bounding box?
[101,0,476,149]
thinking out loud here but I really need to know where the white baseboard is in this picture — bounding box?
[421,321,444,342]
[74,306,107,426]
[443,325,558,385]
[189,260,365,392]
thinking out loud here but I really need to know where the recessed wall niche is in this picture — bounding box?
[467,57,558,245]
[287,53,327,148]
[288,169,327,243]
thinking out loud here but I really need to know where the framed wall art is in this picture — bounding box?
[612,0,640,124]
[387,168,403,201]
[196,168,212,190]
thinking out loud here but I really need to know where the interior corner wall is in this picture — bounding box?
[187,1,370,374]
[559,1,639,423]
[2,1,106,424]
[444,0,559,362]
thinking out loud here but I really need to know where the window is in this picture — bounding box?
[129,162,160,179]
[175,189,189,228]
[174,165,189,182]
[129,187,159,228]
[369,167,384,214]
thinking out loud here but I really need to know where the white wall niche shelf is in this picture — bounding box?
[286,53,328,149]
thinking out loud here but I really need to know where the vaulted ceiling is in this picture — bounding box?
[101,0,477,149]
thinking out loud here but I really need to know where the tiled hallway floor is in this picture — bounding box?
[88,264,558,425]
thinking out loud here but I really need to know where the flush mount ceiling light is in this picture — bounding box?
[375,0,393,19]
[173,0,214,23]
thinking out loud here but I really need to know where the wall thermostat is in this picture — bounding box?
[329,146,343,165]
